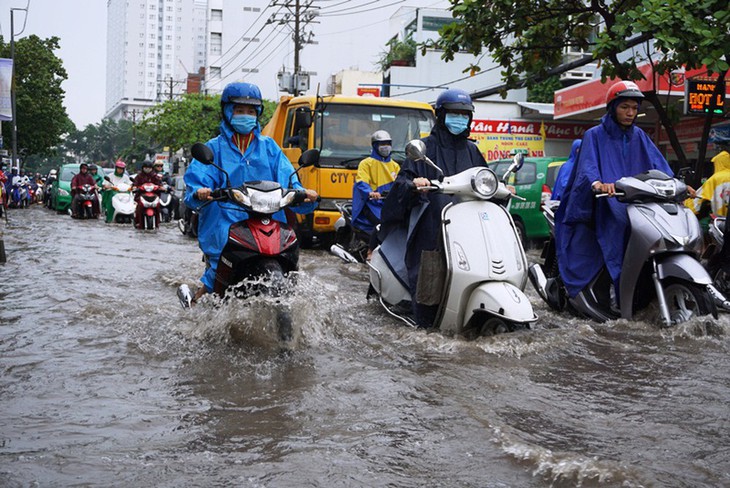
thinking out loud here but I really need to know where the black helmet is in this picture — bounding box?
[142,160,153,168]
[80,163,88,169]
[89,164,98,171]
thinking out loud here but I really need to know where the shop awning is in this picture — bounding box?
[516,101,554,116]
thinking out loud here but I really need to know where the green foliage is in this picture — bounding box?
[434,0,729,90]
[60,118,157,166]
[0,35,73,160]
[378,34,418,70]
[527,76,563,103]
[140,94,221,154]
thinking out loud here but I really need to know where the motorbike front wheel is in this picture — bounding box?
[663,279,716,325]
[145,214,155,230]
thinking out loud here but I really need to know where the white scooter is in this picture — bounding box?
[109,183,136,224]
[366,140,537,338]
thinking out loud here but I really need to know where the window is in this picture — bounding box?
[422,16,458,32]
[211,9,222,21]
[210,32,222,55]
[210,66,221,78]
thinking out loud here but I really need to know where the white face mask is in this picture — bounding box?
[377,145,392,158]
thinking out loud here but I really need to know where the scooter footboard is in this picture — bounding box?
[464,282,537,324]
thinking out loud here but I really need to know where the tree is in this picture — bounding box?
[0,35,73,162]
[433,0,730,177]
[140,94,221,156]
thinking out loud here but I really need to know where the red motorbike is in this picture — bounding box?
[134,182,161,230]
[177,143,319,344]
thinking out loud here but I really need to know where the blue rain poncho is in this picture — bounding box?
[551,139,582,201]
[555,113,672,298]
[184,115,317,292]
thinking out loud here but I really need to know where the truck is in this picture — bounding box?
[262,94,436,246]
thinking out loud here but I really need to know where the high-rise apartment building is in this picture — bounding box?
[105,0,207,121]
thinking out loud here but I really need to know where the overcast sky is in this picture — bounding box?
[1,0,449,129]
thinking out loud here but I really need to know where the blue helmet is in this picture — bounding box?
[221,82,263,115]
[435,88,474,112]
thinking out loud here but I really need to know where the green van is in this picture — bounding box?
[50,163,80,213]
[488,157,566,243]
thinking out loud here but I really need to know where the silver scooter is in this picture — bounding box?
[367,140,537,338]
[530,170,719,326]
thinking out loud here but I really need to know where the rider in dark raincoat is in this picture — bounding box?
[555,81,673,300]
[380,88,486,327]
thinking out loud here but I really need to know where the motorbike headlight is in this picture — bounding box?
[248,188,282,214]
[471,168,498,198]
[647,178,677,198]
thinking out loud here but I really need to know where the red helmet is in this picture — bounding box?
[606,80,644,108]
[115,160,126,169]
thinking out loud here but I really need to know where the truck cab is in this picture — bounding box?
[263,95,436,246]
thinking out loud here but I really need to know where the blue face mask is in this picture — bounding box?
[230,114,257,134]
[444,113,469,135]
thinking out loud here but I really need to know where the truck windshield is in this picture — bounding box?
[316,104,435,167]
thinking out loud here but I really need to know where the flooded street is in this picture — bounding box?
[1,205,730,487]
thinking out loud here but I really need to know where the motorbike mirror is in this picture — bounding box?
[503,152,524,181]
[298,148,320,168]
[191,143,215,165]
[405,139,444,181]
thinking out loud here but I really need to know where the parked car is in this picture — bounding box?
[49,163,80,213]
[487,157,566,243]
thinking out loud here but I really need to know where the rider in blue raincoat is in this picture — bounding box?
[351,129,400,234]
[184,82,318,303]
[551,139,582,201]
[555,80,673,299]
[379,88,487,328]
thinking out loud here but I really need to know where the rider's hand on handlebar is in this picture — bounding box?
[303,189,318,203]
[195,187,213,201]
[592,181,616,196]
[369,191,382,200]
[413,177,430,188]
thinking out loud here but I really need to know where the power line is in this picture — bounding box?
[206,1,275,69]
[318,0,406,17]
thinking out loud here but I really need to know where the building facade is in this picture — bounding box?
[105,0,207,121]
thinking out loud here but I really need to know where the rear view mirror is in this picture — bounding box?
[191,143,214,165]
[503,152,524,181]
[293,107,313,133]
[405,139,427,161]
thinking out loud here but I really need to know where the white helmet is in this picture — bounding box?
[371,130,392,144]
[49,169,57,176]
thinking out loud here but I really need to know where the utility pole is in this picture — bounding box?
[272,1,318,95]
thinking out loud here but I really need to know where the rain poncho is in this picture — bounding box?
[555,113,672,298]
[551,139,582,201]
[688,149,730,217]
[351,148,400,234]
[184,114,316,292]
[380,123,486,326]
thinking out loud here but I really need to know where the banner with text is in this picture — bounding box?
[0,58,13,122]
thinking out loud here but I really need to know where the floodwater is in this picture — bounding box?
[1,205,729,487]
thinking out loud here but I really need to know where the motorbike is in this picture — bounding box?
[330,201,371,264]
[176,142,318,345]
[364,140,537,338]
[529,169,719,327]
[9,183,30,208]
[699,214,730,310]
[159,183,175,223]
[178,207,199,238]
[108,183,136,224]
[74,184,100,219]
[135,182,162,230]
